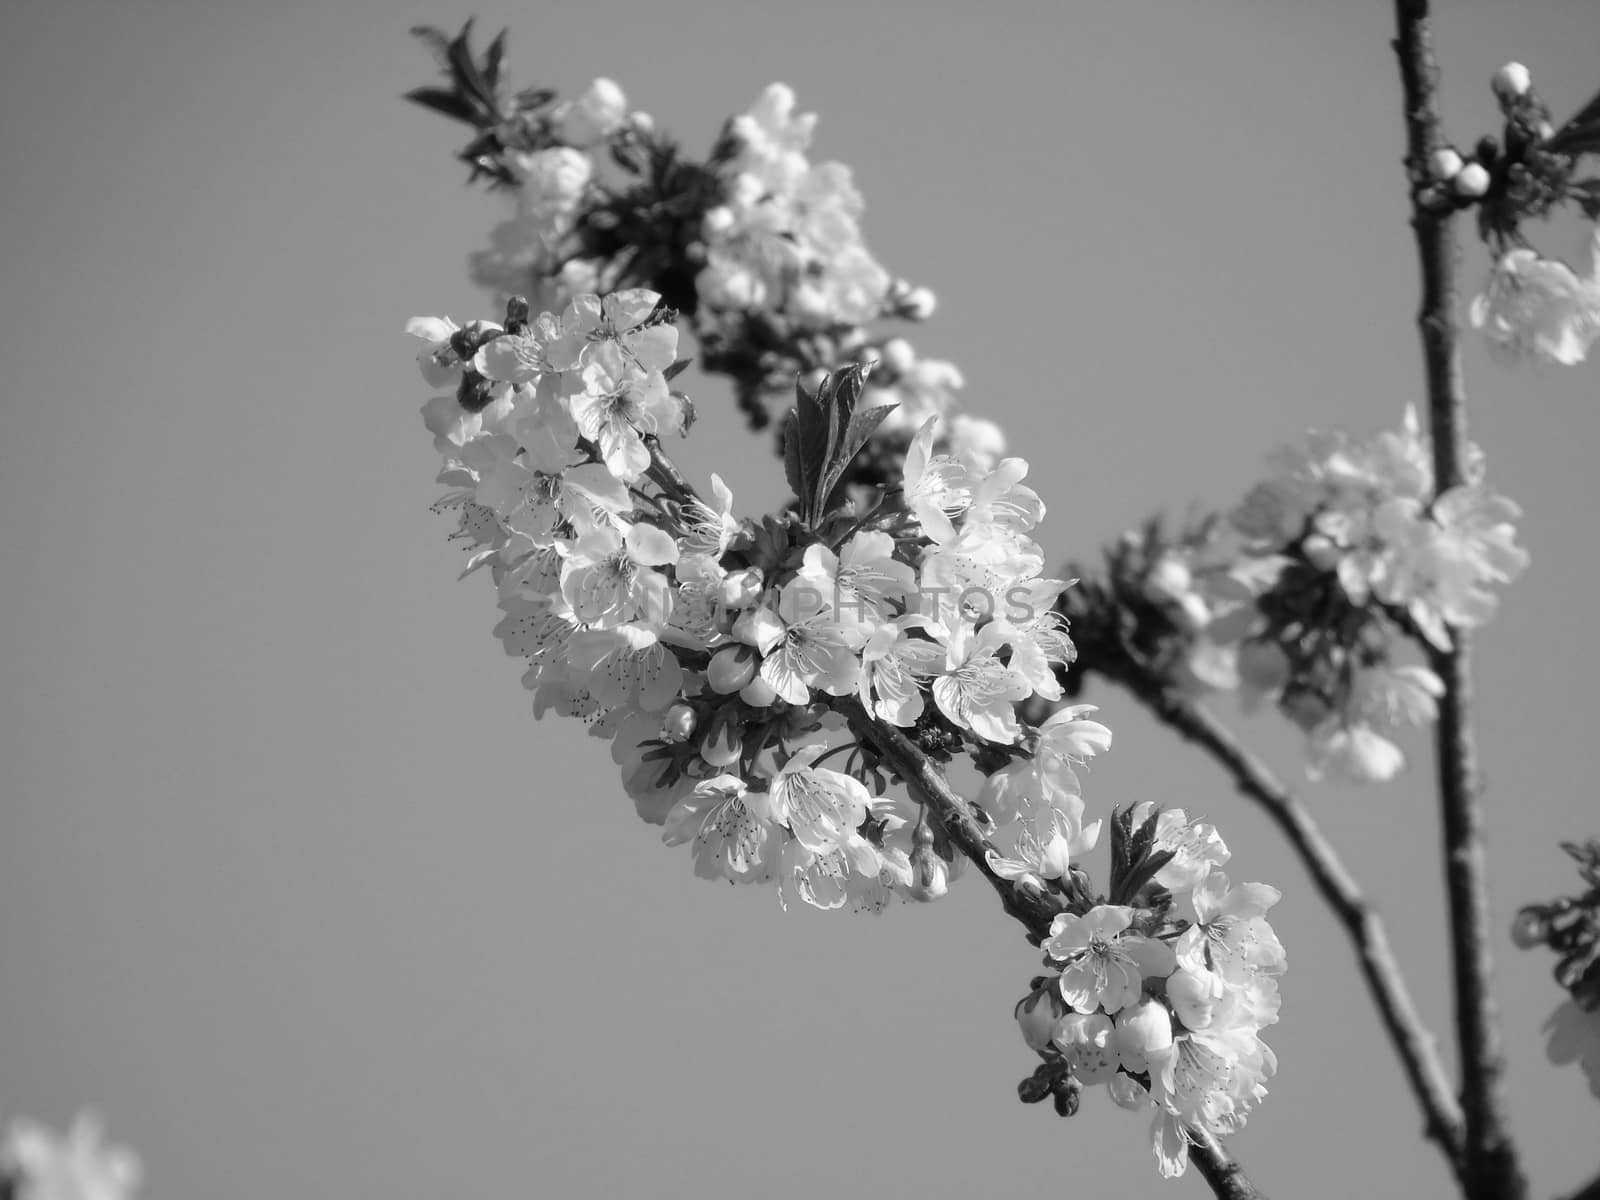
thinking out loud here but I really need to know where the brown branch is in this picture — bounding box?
[1115,665,1467,1169]
[836,697,1268,1198]
[1189,1128,1265,1200]
[644,434,700,506]
[1392,4,1525,1197]
[837,698,1061,941]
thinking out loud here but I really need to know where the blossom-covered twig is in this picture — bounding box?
[1115,661,1467,1168]
[838,697,1267,1196]
[1394,3,1527,1196]
[838,698,1059,940]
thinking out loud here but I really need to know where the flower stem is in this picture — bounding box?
[1393,3,1526,1196]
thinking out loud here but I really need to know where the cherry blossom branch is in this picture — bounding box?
[1393,5,1526,1197]
[837,698,1061,941]
[1565,1173,1600,1200]
[835,698,1267,1198]
[1113,663,1467,1170]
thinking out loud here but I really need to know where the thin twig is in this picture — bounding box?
[1115,665,1467,1167]
[1392,3,1525,1196]
[836,697,1268,1198]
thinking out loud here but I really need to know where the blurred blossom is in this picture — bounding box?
[1,1114,140,1200]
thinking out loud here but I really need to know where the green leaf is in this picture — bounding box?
[782,415,806,511]
[664,357,693,383]
[409,25,455,74]
[514,86,558,112]
[445,19,501,117]
[1548,85,1600,157]
[1548,129,1600,161]
[813,403,897,522]
[791,375,833,517]
[404,86,480,126]
[482,29,508,90]
[1112,849,1176,907]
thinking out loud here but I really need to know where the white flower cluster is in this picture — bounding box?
[1014,807,1284,1180]
[470,77,633,308]
[1137,408,1526,782]
[409,288,1092,910]
[1471,226,1600,366]
[695,84,892,334]
[2,1113,140,1200]
[452,70,983,448]
[854,337,976,442]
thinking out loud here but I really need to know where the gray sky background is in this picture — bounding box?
[2,1,1598,1197]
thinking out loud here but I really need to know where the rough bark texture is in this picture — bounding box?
[1392,3,1525,1196]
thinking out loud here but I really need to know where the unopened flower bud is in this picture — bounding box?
[1302,532,1341,570]
[700,719,743,767]
[739,675,778,708]
[1144,554,1193,604]
[1512,905,1551,950]
[1538,120,1555,142]
[879,337,915,376]
[915,819,947,902]
[1113,998,1174,1073]
[629,111,655,134]
[1167,967,1219,1030]
[902,286,937,321]
[909,839,949,901]
[1428,147,1464,182]
[662,703,697,743]
[1106,1072,1150,1111]
[554,77,628,146]
[1453,162,1491,198]
[708,645,759,694]
[703,205,736,238]
[1492,62,1532,103]
[1015,986,1065,1052]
